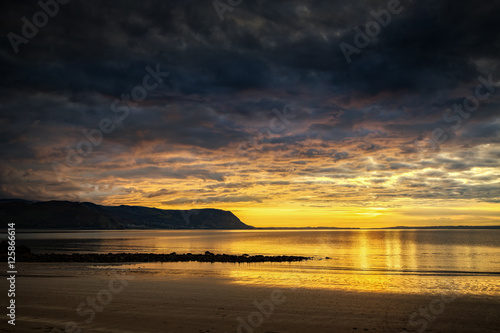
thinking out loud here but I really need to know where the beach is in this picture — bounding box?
[6,263,500,333]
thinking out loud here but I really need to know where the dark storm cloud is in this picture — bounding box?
[2,0,499,95]
[1,0,499,206]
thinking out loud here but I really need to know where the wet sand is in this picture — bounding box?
[4,263,500,333]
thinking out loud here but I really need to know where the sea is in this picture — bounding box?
[17,229,500,296]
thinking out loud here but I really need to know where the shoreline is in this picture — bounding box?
[8,262,500,333]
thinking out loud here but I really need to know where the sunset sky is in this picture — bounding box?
[1,0,499,227]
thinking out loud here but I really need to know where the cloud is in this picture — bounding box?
[0,0,499,222]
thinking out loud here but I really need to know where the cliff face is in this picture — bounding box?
[0,200,253,230]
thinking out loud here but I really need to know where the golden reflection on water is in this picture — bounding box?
[23,229,500,295]
[358,230,369,271]
[98,260,500,296]
[99,229,500,295]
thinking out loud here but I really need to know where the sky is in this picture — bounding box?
[1,0,499,227]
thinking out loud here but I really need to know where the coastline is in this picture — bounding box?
[6,263,500,333]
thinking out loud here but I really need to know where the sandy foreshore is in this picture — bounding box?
[3,263,500,333]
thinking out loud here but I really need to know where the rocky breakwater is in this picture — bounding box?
[14,251,310,263]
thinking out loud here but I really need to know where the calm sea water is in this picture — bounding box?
[18,229,500,295]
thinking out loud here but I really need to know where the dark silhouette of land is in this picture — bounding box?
[0,199,252,229]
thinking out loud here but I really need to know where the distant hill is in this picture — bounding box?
[0,200,253,230]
